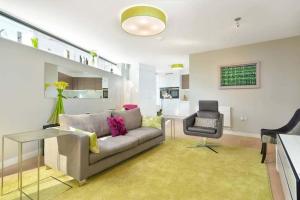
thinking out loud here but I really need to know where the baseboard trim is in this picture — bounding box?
[224,129,260,138]
[0,150,38,169]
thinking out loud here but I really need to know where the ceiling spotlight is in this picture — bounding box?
[234,17,242,28]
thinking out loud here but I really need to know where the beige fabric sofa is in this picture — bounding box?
[44,108,165,183]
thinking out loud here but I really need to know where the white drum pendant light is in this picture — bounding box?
[121,5,167,36]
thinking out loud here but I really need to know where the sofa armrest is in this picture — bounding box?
[183,113,197,132]
[57,131,90,181]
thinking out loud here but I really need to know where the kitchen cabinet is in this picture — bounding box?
[73,77,102,90]
[58,72,102,90]
[58,72,73,89]
[181,74,189,89]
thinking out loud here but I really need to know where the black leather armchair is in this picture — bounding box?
[183,100,224,153]
[261,108,300,163]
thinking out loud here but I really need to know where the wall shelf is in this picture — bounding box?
[0,11,122,76]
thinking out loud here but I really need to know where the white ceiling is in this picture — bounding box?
[1,0,300,72]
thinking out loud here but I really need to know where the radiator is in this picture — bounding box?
[219,106,231,128]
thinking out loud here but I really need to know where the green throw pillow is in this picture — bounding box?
[71,128,100,154]
[142,116,162,129]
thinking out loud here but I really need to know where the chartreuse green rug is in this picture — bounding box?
[1,138,272,200]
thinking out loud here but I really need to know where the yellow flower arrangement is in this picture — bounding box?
[53,81,69,90]
[47,81,69,124]
[44,81,69,90]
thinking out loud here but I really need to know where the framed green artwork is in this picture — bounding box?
[219,62,260,89]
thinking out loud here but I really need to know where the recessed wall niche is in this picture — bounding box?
[44,63,108,99]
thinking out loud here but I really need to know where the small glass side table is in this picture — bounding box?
[163,115,186,139]
[1,128,70,200]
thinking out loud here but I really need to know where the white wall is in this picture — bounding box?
[125,63,140,104]
[44,63,58,97]
[123,63,157,116]
[139,64,157,116]
[0,38,124,166]
[189,36,300,133]
[158,72,180,88]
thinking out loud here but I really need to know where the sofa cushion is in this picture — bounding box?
[59,112,111,138]
[127,127,162,144]
[59,114,94,132]
[88,112,112,137]
[89,135,138,164]
[142,116,162,130]
[187,126,216,134]
[112,108,142,130]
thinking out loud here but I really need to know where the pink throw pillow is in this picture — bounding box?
[123,104,138,110]
[107,116,127,137]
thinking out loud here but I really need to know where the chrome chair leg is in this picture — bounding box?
[188,138,219,153]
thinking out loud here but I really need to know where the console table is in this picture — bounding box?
[1,128,71,200]
[276,134,300,200]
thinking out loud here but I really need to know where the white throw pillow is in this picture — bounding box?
[194,117,217,128]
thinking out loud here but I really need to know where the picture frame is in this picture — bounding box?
[218,61,260,89]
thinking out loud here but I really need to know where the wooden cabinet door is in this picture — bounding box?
[58,72,73,90]
[95,78,102,90]
[75,77,102,90]
[181,74,189,89]
[84,78,95,90]
[58,74,102,90]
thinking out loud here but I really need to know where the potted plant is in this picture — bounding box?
[31,37,39,48]
[47,81,69,124]
[90,50,97,66]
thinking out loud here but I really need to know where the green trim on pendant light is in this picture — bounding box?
[171,64,184,69]
[121,6,166,24]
